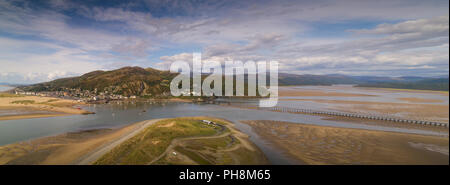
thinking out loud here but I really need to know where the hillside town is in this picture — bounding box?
[14,88,137,103]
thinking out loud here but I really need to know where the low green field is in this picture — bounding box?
[174,146,212,165]
[185,135,239,151]
[170,135,266,165]
[94,118,224,165]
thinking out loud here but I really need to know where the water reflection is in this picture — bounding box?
[0,101,446,164]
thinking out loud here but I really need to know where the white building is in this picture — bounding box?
[202,120,213,125]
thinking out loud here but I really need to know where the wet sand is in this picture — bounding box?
[243,120,449,165]
[0,120,147,164]
[0,95,92,120]
[279,90,374,97]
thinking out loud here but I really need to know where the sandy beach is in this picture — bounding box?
[243,120,449,165]
[0,94,93,120]
[0,119,151,164]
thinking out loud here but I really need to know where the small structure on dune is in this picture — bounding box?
[202,120,215,125]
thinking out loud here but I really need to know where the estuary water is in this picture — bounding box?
[0,101,447,164]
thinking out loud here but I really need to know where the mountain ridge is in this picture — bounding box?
[17,67,177,97]
[15,67,449,95]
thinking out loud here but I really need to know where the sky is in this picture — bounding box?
[0,0,448,84]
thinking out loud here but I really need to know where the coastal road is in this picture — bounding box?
[75,119,163,165]
[147,123,253,165]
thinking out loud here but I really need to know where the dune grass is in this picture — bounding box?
[10,100,35,105]
[186,136,238,151]
[174,146,212,165]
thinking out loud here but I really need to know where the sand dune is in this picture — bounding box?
[0,95,92,120]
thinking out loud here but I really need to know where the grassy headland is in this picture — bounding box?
[94,117,268,165]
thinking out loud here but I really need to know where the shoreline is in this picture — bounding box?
[0,117,268,165]
[0,94,213,121]
[0,95,194,121]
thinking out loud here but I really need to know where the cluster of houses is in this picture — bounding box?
[180,89,202,96]
[14,88,137,103]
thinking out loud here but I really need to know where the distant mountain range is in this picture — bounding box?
[356,78,449,91]
[279,73,435,85]
[14,67,449,96]
[278,73,448,91]
[278,73,358,85]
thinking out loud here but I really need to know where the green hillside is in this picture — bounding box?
[19,67,177,97]
[17,67,448,97]
[356,78,449,91]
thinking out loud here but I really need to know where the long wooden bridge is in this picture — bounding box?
[209,100,449,128]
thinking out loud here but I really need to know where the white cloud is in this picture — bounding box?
[156,52,193,70]
[156,15,449,77]
[0,0,449,83]
[352,15,449,35]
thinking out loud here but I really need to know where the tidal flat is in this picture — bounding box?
[243,120,449,165]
